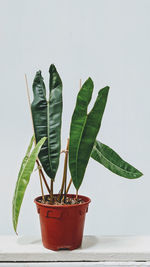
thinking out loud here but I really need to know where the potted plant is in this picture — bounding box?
[12,64,143,251]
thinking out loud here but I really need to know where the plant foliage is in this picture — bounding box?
[69,78,109,189]
[91,140,143,178]
[31,65,62,179]
[12,136,46,233]
[12,64,143,233]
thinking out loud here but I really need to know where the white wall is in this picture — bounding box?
[0,0,149,236]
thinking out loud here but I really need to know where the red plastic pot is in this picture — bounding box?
[34,194,91,251]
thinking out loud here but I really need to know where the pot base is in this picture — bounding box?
[43,242,81,251]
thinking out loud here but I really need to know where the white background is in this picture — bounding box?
[0,0,149,237]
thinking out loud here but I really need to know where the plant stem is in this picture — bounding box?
[76,189,78,200]
[58,138,69,202]
[36,160,51,194]
[80,78,82,90]
[50,179,54,204]
[39,171,45,202]
[62,177,72,202]
[25,74,50,197]
[66,178,72,193]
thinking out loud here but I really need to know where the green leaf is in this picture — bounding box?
[91,140,143,178]
[12,136,46,233]
[31,64,63,179]
[69,78,109,189]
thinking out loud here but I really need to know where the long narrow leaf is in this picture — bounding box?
[69,79,109,189]
[49,65,63,177]
[12,136,46,233]
[31,65,62,179]
[91,140,143,178]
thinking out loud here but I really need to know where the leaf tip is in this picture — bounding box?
[33,70,43,85]
[87,77,94,85]
[137,171,143,178]
[106,85,110,91]
[35,70,42,77]
[99,85,110,94]
[42,136,47,143]
[13,222,18,235]
[132,169,143,179]
[49,64,56,73]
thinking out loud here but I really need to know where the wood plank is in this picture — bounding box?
[0,236,150,262]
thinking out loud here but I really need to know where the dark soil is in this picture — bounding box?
[38,195,84,205]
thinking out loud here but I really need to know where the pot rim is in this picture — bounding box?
[34,194,91,208]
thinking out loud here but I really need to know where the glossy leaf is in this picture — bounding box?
[91,140,143,178]
[31,64,62,179]
[12,136,46,233]
[69,78,109,189]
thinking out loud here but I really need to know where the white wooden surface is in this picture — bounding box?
[0,236,150,266]
[0,264,150,267]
